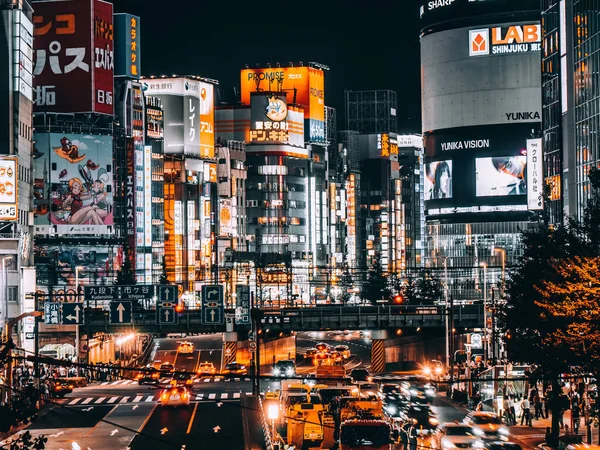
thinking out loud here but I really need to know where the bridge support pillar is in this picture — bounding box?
[370,330,388,374]
[222,332,238,369]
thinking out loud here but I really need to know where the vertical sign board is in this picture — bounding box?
[0,158,18,221]
[526,138,543,210]
[114,13,140,78]
[235,285,250,325]
[43,302,60,325]
[32,0,114,114]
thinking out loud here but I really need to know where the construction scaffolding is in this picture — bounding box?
[345,89,398,134]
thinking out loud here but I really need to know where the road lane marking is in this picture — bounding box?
[233,392,240,399]
[81,398,94,405]
[121,380,132,385]
[208,393,216,399]
[100,382,109,386]
[203,378,211,383]
[195,393,204,400]
[94,397,106,404]
[133,395,143,403]
[221,393,228,399]
[187,403,198,434]
[246,392,253,396]
[145,396,154,402]
[107,397,119,404]
[69,398,82,405]
[119,396,130,403]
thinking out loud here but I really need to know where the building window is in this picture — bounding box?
[7,286,17,302]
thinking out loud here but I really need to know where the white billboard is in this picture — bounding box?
[526,138,543,210]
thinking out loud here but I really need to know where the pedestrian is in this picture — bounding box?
[534,392,542,420]
[408,421,418,450]
[572,402,580,435]
[520,396,532,426]
[509,396,517,425]
[503,397,511,424]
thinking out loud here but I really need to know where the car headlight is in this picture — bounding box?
[286,368,294,376]
[472,428,484,437]
[385,405,397,415]
[435,367,443,374]
[499,427,509,436]
[473,440,485,449]
[424,367,432,376]
[425,389,435,396]
[273,368,281,376]
[429,417,439,426]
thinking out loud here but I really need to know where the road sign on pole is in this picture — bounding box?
[61,303,84,325]
[235,285,250,325]
[109,301,132,324]
[157,306,178,325]
[43,302,60,325]
[201,285,224,325]
[157,285,178,303]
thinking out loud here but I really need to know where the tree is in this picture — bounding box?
[361,260,390,304]
[339,266,354,305]
[400,278,418,304]
[4,431,46,449]
[115,257,136,285]
[158,255,168,285]
[415,269,442,305]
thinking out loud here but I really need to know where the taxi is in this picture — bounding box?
[197,361,217,376]
[222,362,248,376]
[160,386,190,407]
[177,341,194,354]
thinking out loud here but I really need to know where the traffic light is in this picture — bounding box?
[175,300,184,313]
[393,294,403,304]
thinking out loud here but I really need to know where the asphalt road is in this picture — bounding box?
[5,335,251,450]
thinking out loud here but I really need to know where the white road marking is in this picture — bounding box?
[145,396,154,402]
[119,396,130,403]
[221,393,228,399]
[69,398,81,405]
[133,395,143,403]
[208,393,216,399]
[81,397,94,405]
[100,382,109,386]
[233,392,240,399]
[94,397,106,404]
[107,397,119,404]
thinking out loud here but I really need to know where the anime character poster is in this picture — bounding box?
[34,133,114,234]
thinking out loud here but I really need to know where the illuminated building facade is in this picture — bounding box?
[420,0,541,301]
[541,0,600,223]
[143,76,216,291]
[0,0,36,350]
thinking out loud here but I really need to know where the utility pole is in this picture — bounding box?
[444,258,450,369]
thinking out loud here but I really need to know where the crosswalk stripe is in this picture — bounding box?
[214,378,221,383]
[203,378,210,383]
[244,378,250,382]
[107,397,119,404]
[233,393,240,399]
[145,396,154,402]
[133,395,143,403]
[234,378,240,382]
[100,382,109,386]
[246,392,253,396]
[81,398,94,405]
[121,380,132,385]
[94,397,106,404]
[69,398,82,405]
[221,393,228,399]
[110,380,122,386]
[119,396,130,403]
[208,393,216,399]
[195,394,204,400]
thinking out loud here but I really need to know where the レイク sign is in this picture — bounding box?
[469,24,541,57]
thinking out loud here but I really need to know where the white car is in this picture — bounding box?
[463,412,509,441]
[438,423,486,450]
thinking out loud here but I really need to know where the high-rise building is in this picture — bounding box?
[420,0,541,301]
[345,90,398,134]
[0,0,35,351]
[541,0,600,223]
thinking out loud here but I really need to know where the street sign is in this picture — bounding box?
[43,302,60,325]
[235,285,250,325]
[157,306,178,325]
[201,285,223,325]
[249,341,257,352]
[61,303,84,325]
[248,331,255,342]
[471,333,483,349]
[84,284,154,302]
[109,301,132,324]
[157,285,178,303]
[25,332,34,340]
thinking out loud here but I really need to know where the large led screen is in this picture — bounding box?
[425,160,453,200]
[476,156,526,197]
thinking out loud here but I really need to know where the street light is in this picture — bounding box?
[267,402,279,445]
[479,262,488,362]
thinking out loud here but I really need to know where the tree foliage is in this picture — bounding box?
[4,431,47,449]
[339,266,354,304]
[361,260,390,304]
[115,257,136,286]
[415,269,442,305]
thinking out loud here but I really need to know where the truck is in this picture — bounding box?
[316,364,349,385]
[286,401,336,449]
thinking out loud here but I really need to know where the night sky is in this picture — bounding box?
[111,0,423,133]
